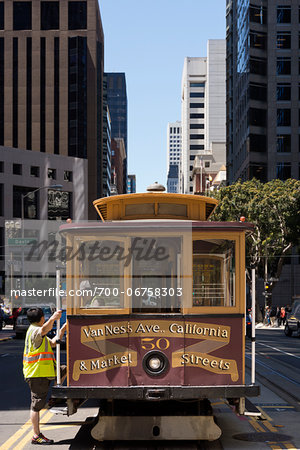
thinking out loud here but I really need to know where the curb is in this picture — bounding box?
[0,335,15,342]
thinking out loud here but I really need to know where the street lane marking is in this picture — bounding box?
[13,411,53,450]
[283,443,297,449]
[257,342,300,360]
[249,418,265,433]
[0,409,48,450]
[257,406,273,421]
[264,420,279,433]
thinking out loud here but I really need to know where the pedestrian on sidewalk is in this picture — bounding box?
[264,306,271,326]
[23,307,67,445]
[280,306,286,326]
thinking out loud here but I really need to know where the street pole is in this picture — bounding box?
[251,267,256,384]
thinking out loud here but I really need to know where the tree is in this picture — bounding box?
[211,178,300,296]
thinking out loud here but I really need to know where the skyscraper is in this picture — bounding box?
[0,0,105,218]
[181,40,226,194]
[166,121,181,193]
[226,0,300,182]
[106,73,128,193]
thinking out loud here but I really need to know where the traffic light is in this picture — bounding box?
[264,281,270,291]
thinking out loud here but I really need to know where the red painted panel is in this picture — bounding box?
[68,316,243,387]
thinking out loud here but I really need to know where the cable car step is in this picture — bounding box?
[244,398,261,417]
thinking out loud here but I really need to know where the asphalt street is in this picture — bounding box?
[0,326,300,449]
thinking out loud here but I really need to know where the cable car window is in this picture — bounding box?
[75,239,125,309]
[125,203,155,216]
[132,236,182,313]
[193,239,235,307]
[157,203,187,217]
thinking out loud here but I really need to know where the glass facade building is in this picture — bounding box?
[226,0,300,182]
[106,73,128,193]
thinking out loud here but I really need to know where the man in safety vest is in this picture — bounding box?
[23,307,66,445]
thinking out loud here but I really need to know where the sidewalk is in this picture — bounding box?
[255,322,285,330]
[0,325,15,341]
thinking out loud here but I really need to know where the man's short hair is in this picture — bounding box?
[27,307,44,324]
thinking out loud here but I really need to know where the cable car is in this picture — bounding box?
[53,185,259,441]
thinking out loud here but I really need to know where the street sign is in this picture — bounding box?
[7,238,37,246]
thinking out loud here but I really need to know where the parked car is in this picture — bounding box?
[15,306,52,338]
[284,300,300,337]
[47,309,66,346]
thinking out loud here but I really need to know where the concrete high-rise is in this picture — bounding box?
[166,121,181,193]
[181,40,226,194]
[227,1,300,182]
[106,73,128,193]
[0,0,104,218]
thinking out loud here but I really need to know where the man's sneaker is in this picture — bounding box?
[31,433,54,445]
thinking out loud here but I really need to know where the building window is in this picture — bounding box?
[30,166,40,177]
[190,124,204,129]
[0,2,4,29]
[26,37,32,150]
[277,135,291,153]
[189,187,193,192]
[41,1,59,30]
[190,82,205,88]
[249,164,267,182]
[13,163,22,175]
[277,5,291,23]
[249,108,267,127]
[190,113,204,119]
[276,162,291,180]
[68,1,87,30]
[0,161,3,172]
[277,57,291,75]
[40,37,46,152]
[13,186,38,219]
[190,155,196,160]
[250,57,267,76]
[277,109,291,126]
[190,92,204,98]
[249,5,267,24]
[189,166,193,171]
[190,145,205,150]
[205,162,210,168]
[277,32,291,49]
[190,134,204,140]
[64,170,72,182]
[277,83,291,101]
[48,168,56,179]
[13,38,18,148]
[68,36,87,158]
[249,134,267,152]
[13,2,32,30]
[54,37,59,154]
[249,83,267,101]
[0,184,3,216]
[190,103,204,109]
[0,37,3,145]
[250,31,267,50]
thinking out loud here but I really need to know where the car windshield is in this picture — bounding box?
[19,306,52,315]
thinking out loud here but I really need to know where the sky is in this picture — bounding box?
[99,0,226,193]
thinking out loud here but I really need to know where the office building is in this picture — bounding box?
[226,0,300,182]
[0,0,105,219]
[106,73,128,193]
[166,121,181,193]
[181,40,226,194]
[111,138,126,195]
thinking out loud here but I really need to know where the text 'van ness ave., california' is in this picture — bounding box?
[81,321,230,341]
